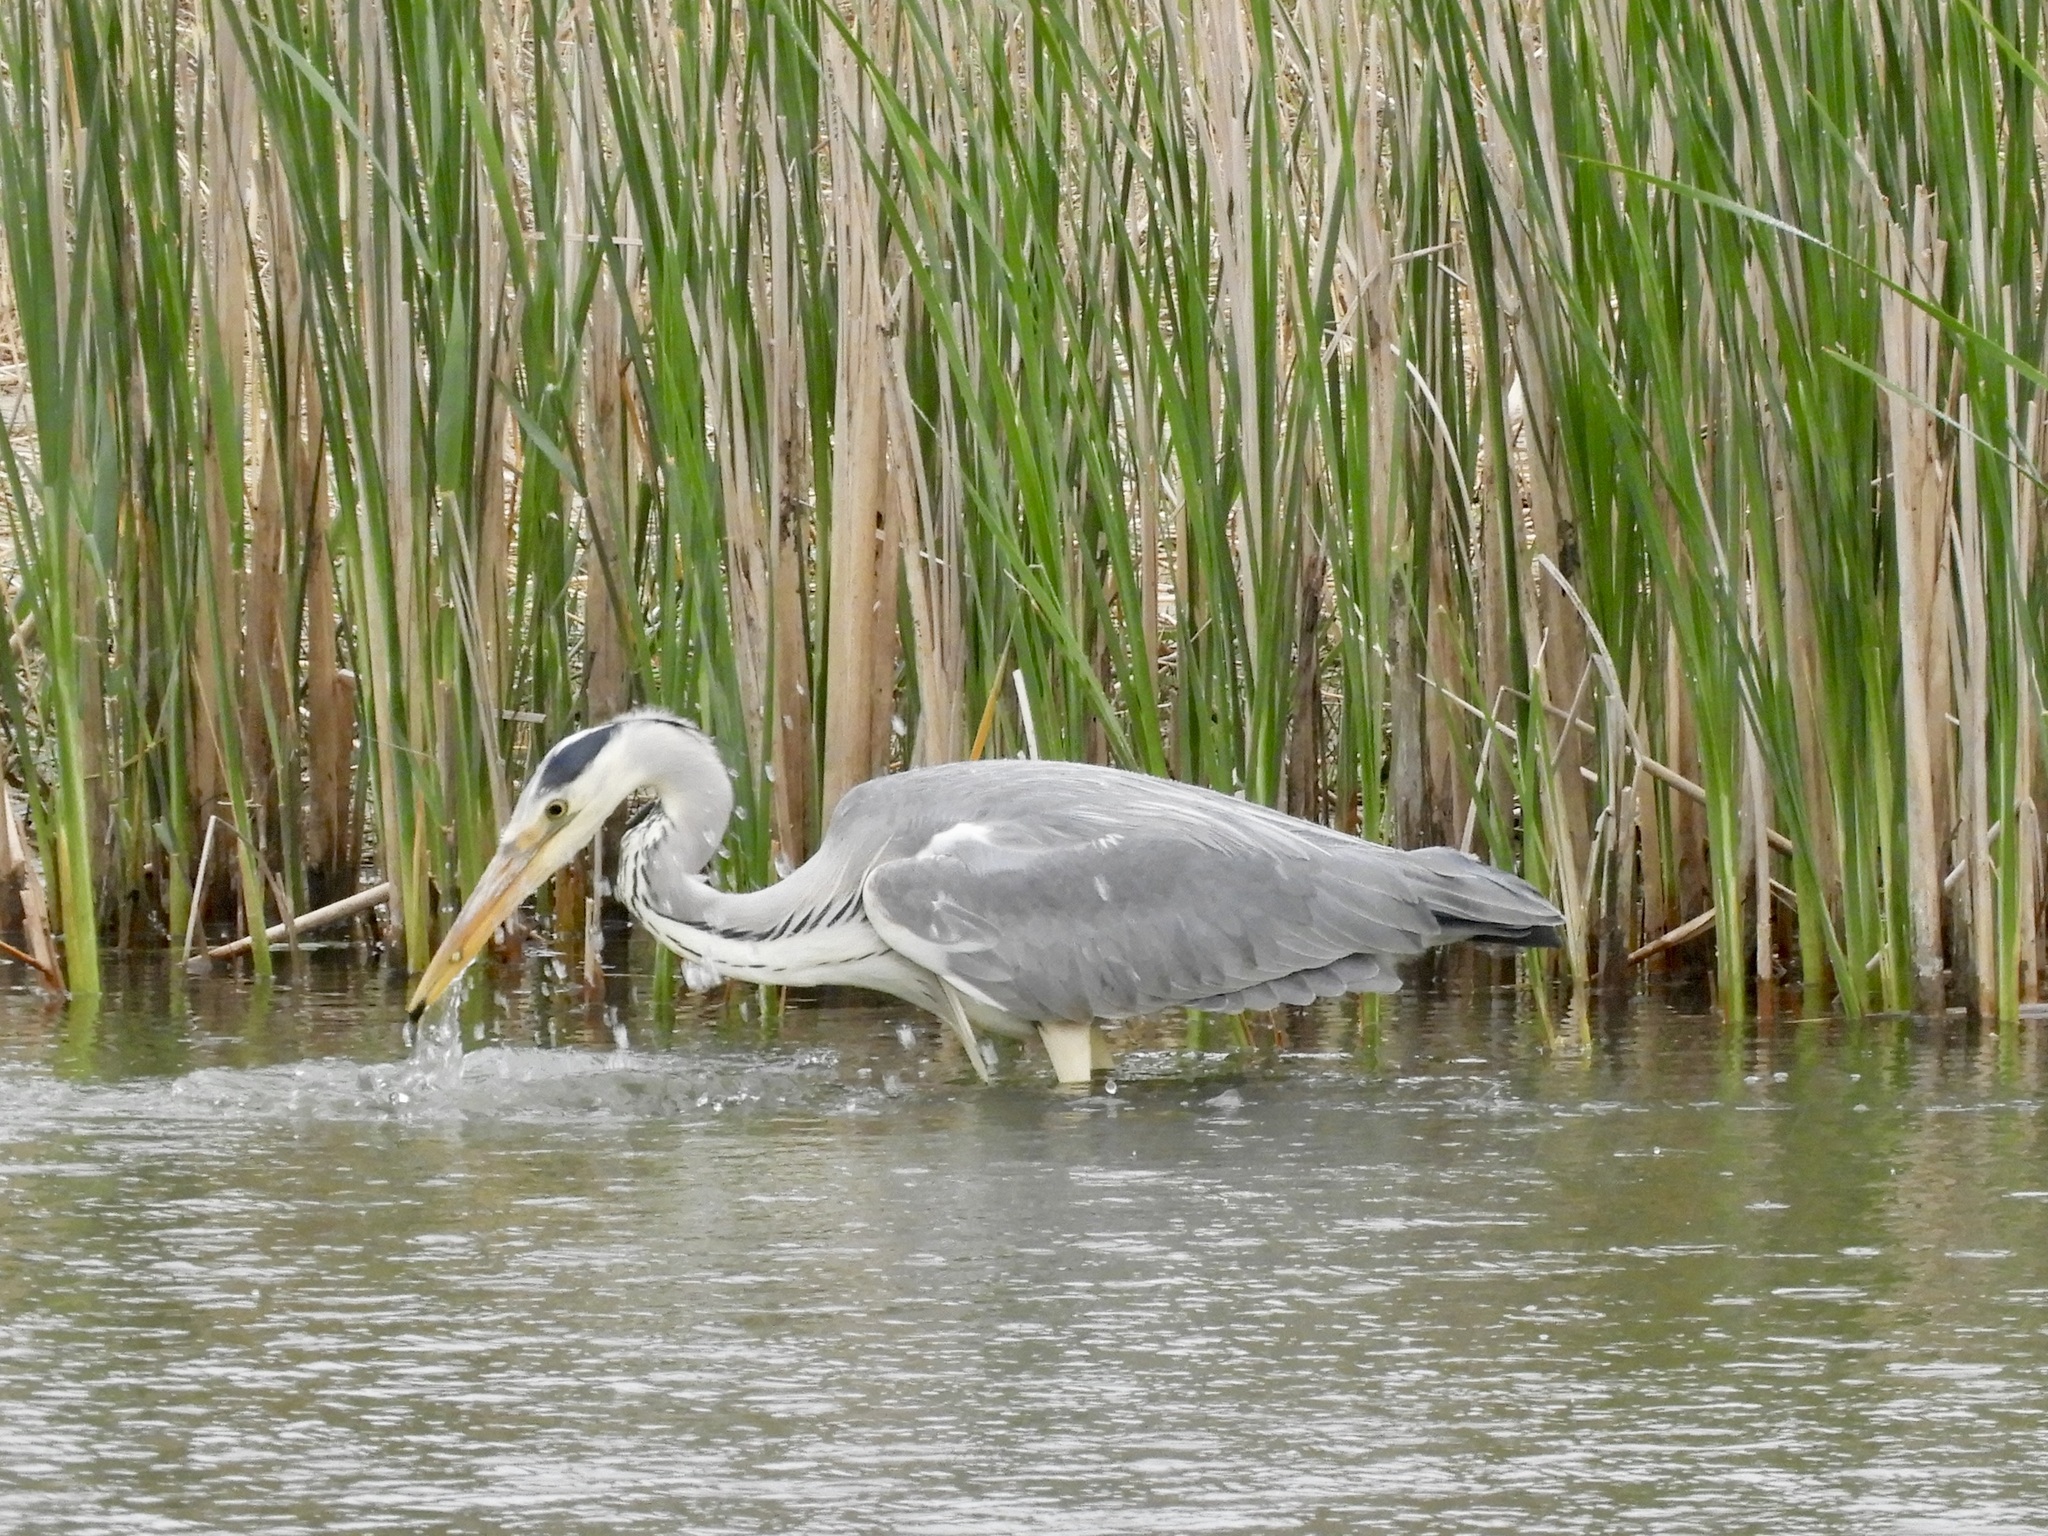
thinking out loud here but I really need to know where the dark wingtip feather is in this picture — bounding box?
[1403,845,1565,951]
[1471,922,1565,950]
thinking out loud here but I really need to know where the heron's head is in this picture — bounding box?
[406,711,728,1019]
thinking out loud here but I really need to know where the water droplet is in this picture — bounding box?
[1104,1078,1119,1096]
[895,1023,917,1049]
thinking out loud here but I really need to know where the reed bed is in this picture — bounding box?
[0,0,2042,1021]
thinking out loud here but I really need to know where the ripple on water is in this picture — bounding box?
[1,979,2046,1536]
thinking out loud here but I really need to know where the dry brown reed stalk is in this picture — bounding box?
[1955,398,1995,1014]
[1487,7,1594,929]
[1881,194,1953,986]
[2020,403,2043,1002]
[820,17,897,819]
[196,4,273,974]
[757,48,818,860]
[1741,534,1771,1001]
[887,310,965,768]
[702,66,782,845]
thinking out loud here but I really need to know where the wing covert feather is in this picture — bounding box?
[861,810,1519,1022]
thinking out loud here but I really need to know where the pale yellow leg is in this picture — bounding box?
[1038,1021,1111,1085]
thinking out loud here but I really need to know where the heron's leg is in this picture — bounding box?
[1037,1021,1111,1085]
[936,980,994,1084]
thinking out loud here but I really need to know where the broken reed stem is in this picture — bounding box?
[0,776,64,992]
[200,882,392,963]
[1629,906,1717,965]
[1425,674,1797,857]
[183,816,225,966]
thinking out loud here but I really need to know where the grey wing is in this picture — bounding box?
[860,814,1559,1022]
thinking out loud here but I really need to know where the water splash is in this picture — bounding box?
[94,973,858,1126]
[396,990,468,1100]
[388,967,472,1103]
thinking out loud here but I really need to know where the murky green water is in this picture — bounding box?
[2,953,2045,1534]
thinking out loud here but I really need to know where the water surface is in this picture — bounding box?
[2,953,2045,1533]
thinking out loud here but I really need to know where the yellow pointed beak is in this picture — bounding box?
[406,835,555,1020]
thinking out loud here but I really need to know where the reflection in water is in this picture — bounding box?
[1,950,2045,1535]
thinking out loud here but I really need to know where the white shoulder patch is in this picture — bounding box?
[921,822,996,857]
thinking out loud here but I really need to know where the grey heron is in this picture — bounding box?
[407,709,1564,1082]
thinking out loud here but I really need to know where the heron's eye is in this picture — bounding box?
[545,799,568,820]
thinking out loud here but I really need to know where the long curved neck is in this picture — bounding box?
[619,760,868,943]
[603,718,733,919]
[636,722,732,872]
[623,813,862,934]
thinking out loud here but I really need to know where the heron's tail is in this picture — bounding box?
[1404,846,1565,949]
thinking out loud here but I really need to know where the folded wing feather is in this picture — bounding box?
[861,804,1558,1023]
